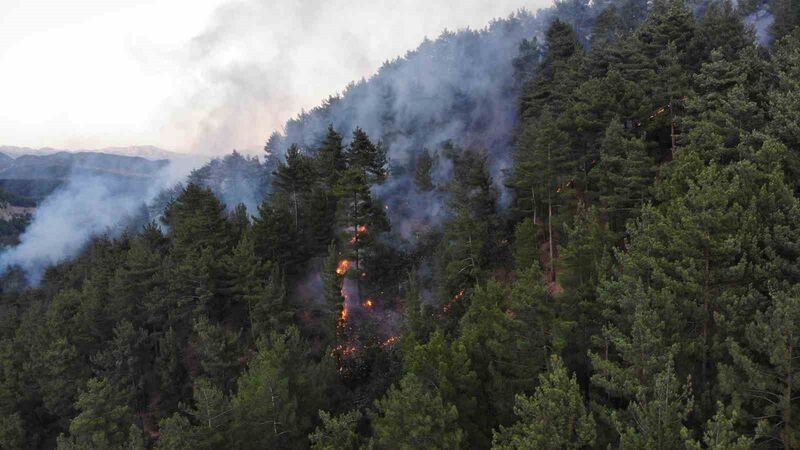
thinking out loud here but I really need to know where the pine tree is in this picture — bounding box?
[162,183,232,260]
[272,144,316,230]
[696,0,753,59]
[457,280,547,444]
[559,204,614,378]
[346,128,388,184]
[403,330,479,443]
[230,327,330,449]
[492,355,596,450]
[684,49,763,163]
[321,241,345,346]
[402,269,432,343]
[511,219,539,271]
[512,111,573,282]
[228,202,250,242]
[590,119,654,231]
[413,150,435,192]
[682,402,753,450]
[309,410,362,450]
[191,316,241,393]
[520,20,585,120]
[334,165,389,294]
[440,148,499,297]
[247,265,292,341]
[156,378,231,450]
[316,125,347,189]
[57,378,142,450]
[90,320,149,408]
[220,231,268,328]
[725,285,800,449]
[251,201,300,271]
[615,360,693,450]
[369,375,463,449]
[637,0,697,66]
[768,30,800,189]
[770,0,800,42]
[511,37,541,85]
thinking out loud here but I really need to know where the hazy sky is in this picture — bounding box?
[0,0,549,154]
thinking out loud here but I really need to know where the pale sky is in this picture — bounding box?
[0,0,548,154]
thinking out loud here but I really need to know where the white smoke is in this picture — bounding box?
[0,162,193,284]
[746,8,774,46]
[157,0,550,154]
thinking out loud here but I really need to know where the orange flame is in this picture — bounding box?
[443,289,466,313]
[350,225,369,244]
[381,336,399,348]
[336,259,351,275]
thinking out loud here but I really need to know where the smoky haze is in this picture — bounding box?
[0,0,555,283]
[0,162,194,284]
[158,0,550,154]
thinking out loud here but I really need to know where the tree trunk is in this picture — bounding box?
[702,245,710,390]
[783,336,793,450]
[547,144,555,283]
[548,187,554,283]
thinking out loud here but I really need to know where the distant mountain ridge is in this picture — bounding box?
[0,150,171,206]
[0,151,168,180]
[0,145,182,161]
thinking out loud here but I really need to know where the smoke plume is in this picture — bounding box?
[0,163,191,284]
[158,0,548,154]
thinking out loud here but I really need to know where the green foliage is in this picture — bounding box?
[615,360,693,450]
[230,327,331,449]
[369,375,463,449]
[403,330,479,442]
[413,150,435,192]
[440,148,499,298]
[309,409,362,450]
[57,378,141,450]
[511,219,539,271]
[770,0,800,41]
[492,355,596,450]
[3,4,800,449]
[682,402,754,450]
[591,120,654,231]
[725,285,800,449]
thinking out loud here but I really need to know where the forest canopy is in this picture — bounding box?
[2,0,800,449]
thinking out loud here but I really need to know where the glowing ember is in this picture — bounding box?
[340,305,349,322]
[443,289,466,313]
[336,259,351,275]
[381,336,399,348]
[364,298,374,309]
[349,225,369,244]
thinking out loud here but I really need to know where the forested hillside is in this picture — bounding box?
[1,0,800,448]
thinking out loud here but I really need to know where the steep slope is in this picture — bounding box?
[266,10,551,237]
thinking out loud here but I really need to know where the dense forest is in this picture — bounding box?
[2,0,800,448]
